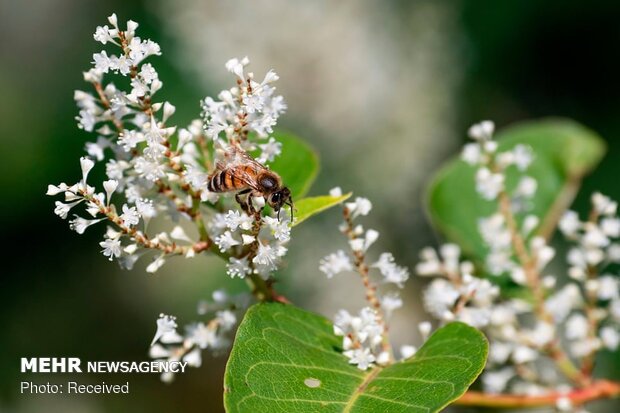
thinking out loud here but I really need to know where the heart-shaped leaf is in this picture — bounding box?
[224,303,488,412]
[292,193,352,227]
[427,118,605,261]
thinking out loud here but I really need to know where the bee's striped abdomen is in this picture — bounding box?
[207,168,247,193]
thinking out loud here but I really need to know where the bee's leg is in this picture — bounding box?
[235,189,252,214]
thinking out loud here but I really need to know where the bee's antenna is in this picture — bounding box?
[277,207,282,221]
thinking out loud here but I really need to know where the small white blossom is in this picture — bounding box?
[214,231,240,252]
[372,253,409,287]
[69,216,105,234]
[99,237,122,261]
[423,278,459,319]
[418,321,432,339]
[344,348,375,371]
[216,310,237,331]
[545,284,582,322]
[380,293,402,316]
[597,276,619,301]
[475,167,504,200]
[252,243,280,271]
[512,144,533,171]
[241,234,255,245]
[257,137,282,163]
[151,314,177,346]
[329,187,343,197]
[146,256,166,273]
[136,199,157,220]
[556,397,573,412]
[170,226,192,243]
[319,250,353,278]
[600,326,620,350]
[226,257,251,279]
[482,367,515,394]
[120,204,140,227]
[515,176,537,198]
[399,345,417,360]
[92,50,112,73]
[592,192,617,216]
[522,215,539,235]
[468,120,495,141]
[263,216,291,242]
[601,218,620,238]
[461,143,482,165]
[80,156,95,184]
[346,197,372,219]
[511,345,538,364]
[102,179,118,203]
[560,210,581,237]
[489,342,513,364]
[93,25,115,44]
[54,200,82,219]
[224,210,253,231]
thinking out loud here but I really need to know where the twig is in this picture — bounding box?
[456,380,620,408]
[82,189,209,255]
[342,206,393,361]
[497,191,586,385]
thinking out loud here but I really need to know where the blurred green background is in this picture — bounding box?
[1,0,619,412]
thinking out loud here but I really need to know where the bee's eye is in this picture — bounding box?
[271,193,281,203]
[260,177,276,189]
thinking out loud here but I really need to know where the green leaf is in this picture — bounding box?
[269,130,319,199]
[292,193,352,227]
[224,303,488,413]
[427,118,606,261]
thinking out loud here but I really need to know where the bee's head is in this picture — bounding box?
[267,187,293,222]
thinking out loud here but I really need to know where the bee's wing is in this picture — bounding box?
[214,144,264,191]
[227,144,269,169]
[230,165,263,191]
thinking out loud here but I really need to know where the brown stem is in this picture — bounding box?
[456,380,620,408]
[92,82,124,133]
[238,209,289,303]
[82,189,208,255]
[342,207,393,361]
[581,209,602,377]
[497,191,587,385]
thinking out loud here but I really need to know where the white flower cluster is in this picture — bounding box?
[48,15,294,380]
[463,121,545,278]
[333,308,389,370]
[418,241,561,394]
[201,56,287,163]
[48,15,290,280]
[415,121,620,401]
[417,244,500,328]
[463,120,535,202]
[319,188,411,370]
[149,290,250,382]
[208,209,291,280]
[557,194,620,358]
[49,15,210,272]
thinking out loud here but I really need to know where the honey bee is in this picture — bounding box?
[207,144,293,220]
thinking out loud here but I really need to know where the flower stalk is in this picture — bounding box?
[456,380,620,408]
